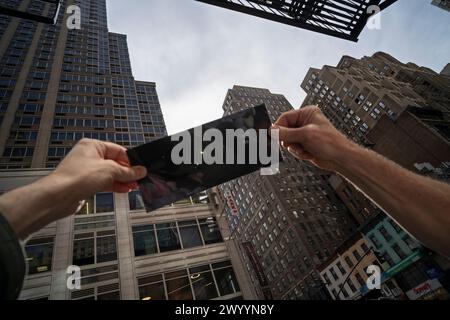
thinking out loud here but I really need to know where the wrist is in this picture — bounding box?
[331,138,362,174]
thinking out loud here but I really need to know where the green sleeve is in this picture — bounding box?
[0,213,26,300]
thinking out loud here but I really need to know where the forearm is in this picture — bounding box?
[335,142,450,257]
[0,173,81,239]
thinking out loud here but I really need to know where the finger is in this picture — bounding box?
[276,126,308,144]
[287,146,315,162]
[110,161,147,183]
[106,181,139,193]
[274,109,302,128]
[100,141,131,166]
[112,182,134,193]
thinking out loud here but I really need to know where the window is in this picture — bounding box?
[138,275,166,300]
[355,273,366,287]
[393,244,407,260]
[25,237,54,275]
[344,256,354,269]
[353,250,361,261]
[73,231,117,266]
[361,243,370,253]
[77,193,114,215]
[178,220,202,249]
[96,232,118,263]
[129,191,145,211]
[336,262,346,275]
[369,235,382,250]
[133,225,158,256]
[165,270,193,300]
[329,268,338,281]
[213,261,241,296]
[73,237,95,266]
[199,218,222,245]
[96,193,114,213]
[379,226,393,242]
[138,261,240,300]
[156,223,181,252]
[190,265,219,300]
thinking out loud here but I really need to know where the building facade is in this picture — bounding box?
[432,0,450,13]
[0,0,247,300]
[301,52,450,300]
[300,52,450,226]
[213,85,358,300]
[318,233,403,300]
[361,213,449,300]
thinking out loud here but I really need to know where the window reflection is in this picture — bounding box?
[138,261,240,300]
[157,223,181,253]
[165,270,193,300]
[178,220,203,249]
[132,225,158,256]
[132,218,223,257]
[25,237,54,275]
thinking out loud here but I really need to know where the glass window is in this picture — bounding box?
[156,223,181,253]
[25,237,54,275]
[165,270,193,300]
[96,236,117,263]
[212,262,240,296]
[77,196,94,215]
[96,193,114,213]
[129,191,145,211]
[379,226,393,242]
[73,238,95,266]
[353,249,362,261]
[139,275,166,300]
[189,266,219,300]
[199,218,222,245]
[345,256,354,269]
[132,225,158,256]
[178,220,202,249]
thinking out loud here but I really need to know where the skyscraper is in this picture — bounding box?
[300,53,450,300]
[0,0,245,300]
[212,85,358,300]
[300,52,450,225]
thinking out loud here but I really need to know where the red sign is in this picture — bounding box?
[224,191,239,216]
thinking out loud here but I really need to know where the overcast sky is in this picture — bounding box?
[106,0,450,135]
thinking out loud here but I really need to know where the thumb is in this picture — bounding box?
[111,162,147,183]
[274,125,308,145]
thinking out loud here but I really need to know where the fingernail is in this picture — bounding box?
[135,166,147,177]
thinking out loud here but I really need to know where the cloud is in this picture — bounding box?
[107,0,450,134]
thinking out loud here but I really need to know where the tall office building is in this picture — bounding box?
[300,52,450,225]
[212,85,358,300]
[0,0,245,300]
[432,0,450,13]
[300,53,450,300]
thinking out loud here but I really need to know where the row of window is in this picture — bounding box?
[138,261,240,300]
[132,218,223,257]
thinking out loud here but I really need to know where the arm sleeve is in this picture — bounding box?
[0,213,26,300]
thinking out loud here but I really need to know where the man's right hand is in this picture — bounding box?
[273,105,355,172]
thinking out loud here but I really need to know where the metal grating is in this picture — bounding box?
[0,0,62,24]
[196,0,398,41]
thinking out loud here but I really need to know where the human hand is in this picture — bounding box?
[0,139,147,238]
[53,139,147,199]
[273,105,354,171]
